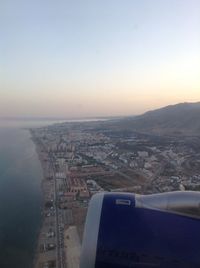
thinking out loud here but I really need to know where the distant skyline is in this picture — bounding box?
[1,0,200,118]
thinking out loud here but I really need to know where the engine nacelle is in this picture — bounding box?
[80,191,200,268]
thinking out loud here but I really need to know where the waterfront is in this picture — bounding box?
[0,118,106,268]
[0,126,43,268]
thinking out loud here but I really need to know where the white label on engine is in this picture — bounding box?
[116,199,131,206]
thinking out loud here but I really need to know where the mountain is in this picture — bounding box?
[116,102,200,136]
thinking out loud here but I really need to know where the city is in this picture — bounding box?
[31,119,200,268]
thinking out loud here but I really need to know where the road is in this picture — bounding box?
[50,155,65,268]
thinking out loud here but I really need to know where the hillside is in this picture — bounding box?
[115,102,200,136]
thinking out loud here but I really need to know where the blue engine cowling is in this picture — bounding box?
[80,191,200,268]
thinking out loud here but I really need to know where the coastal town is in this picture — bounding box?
[31,120,200,268]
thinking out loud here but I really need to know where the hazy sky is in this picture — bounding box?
[1,0,200,118]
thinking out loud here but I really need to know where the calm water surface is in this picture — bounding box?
[0,124,44,268]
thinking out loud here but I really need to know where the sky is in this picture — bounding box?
[1,0,200,118]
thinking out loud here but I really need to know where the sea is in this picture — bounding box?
[0,119,64,268]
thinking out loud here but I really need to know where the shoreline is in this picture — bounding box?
[30,132,47,268]
[30,128,59,268]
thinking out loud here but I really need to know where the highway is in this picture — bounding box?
[50,154,65,268]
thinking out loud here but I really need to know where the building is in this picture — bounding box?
[65,177,89,198]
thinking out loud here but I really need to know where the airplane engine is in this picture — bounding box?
[80,191,200,268]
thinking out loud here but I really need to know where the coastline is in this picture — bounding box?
[30,131,46,268]
[30,128,59,268]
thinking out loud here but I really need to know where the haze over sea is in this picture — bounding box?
[0,119,63,268]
